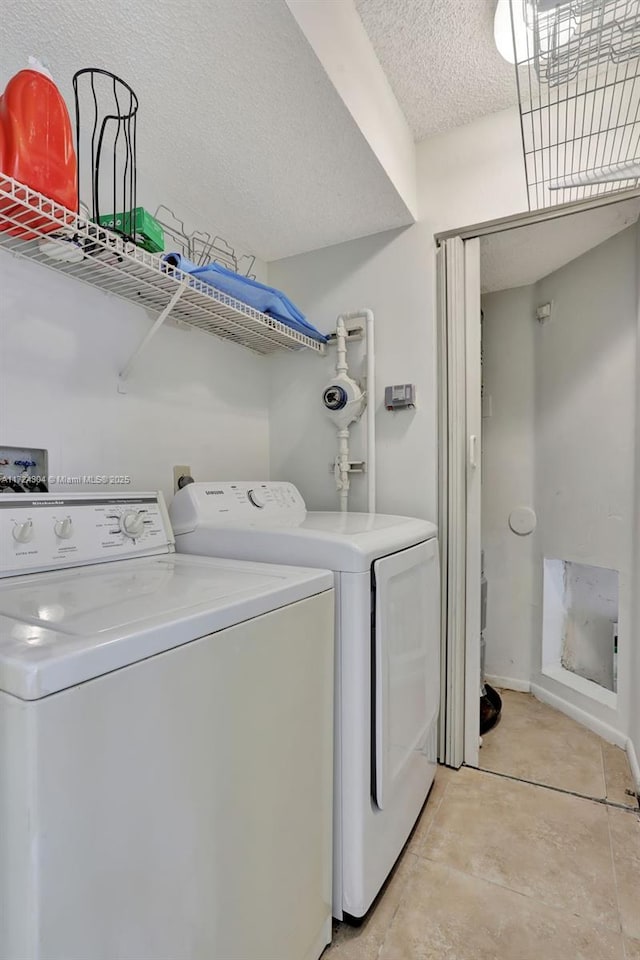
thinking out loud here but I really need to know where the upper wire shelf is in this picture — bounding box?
[153,203,257,277]
[0,175,325,370]
[512,0,640,209]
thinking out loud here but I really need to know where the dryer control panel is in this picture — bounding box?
[169,482,307,534]
[0,492,174,577]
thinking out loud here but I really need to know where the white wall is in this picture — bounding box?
[0,102,529,528]
[265,109,530,522]
[481,284,537,686]
[0,254,270,504]
[268,223,437,520]
[534,225,637,737]
[481,225,638,742]
[632,219,640,782]
[417,106,528,233]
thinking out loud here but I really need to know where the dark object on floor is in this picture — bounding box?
[480,683,502,734]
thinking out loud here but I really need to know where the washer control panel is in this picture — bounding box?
[1,492,173,577]
[170,481,307,533]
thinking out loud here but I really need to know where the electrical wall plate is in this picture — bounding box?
[536,302,553,324]
[0,445,49,491]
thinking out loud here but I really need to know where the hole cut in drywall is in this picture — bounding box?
[543,559,619,695]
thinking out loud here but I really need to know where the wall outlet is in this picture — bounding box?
[173,464,192,494]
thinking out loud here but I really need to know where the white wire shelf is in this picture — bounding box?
[512,0,640,210]
[0,175,326,369]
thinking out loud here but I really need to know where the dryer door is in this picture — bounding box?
[373,539,439,810]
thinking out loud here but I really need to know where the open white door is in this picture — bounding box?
[437,235,481,768]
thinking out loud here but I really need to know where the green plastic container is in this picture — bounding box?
[97,207,164,253]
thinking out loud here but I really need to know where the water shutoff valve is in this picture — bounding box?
[323,384,349,411]
[322,373,365,428]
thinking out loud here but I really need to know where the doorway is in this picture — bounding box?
[437,191,640,805]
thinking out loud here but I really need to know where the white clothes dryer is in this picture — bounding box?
[0,491,334,960]
[170,481,440,921]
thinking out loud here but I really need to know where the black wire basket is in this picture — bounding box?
[73,69,138,240]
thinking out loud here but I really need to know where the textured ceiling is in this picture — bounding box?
[355,0,517,140]
[0,0,414,261]
[481,198,640,293]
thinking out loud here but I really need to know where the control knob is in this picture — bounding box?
[12,520,34,544]
[54,518,74,540]
[247,488,266,509]
[120,510,145,539]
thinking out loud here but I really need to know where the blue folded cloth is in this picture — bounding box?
[162,253,328,343]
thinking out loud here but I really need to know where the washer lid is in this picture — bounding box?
[177,511,438,573]
[0,554,332,701]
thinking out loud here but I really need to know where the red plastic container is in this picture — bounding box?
[0,68,77,238]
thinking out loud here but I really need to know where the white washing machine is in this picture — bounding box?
[0,491,334,960]
[169,481,440,921]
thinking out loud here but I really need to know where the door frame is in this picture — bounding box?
[437,235,481,769]
[436,186,640,768]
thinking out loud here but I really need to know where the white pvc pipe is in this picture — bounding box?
[337,427,350,513]
[336,315,348,375]
[364,309,376,514]
[335,316,350,512]
[341,309,376,513]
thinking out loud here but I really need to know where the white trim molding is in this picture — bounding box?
[626,737,640,793]
[485,675,531,693]
[541,664,617,711]
[464,237,482,769]
[531,682,626,748]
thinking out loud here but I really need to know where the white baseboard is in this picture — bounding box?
[485,674,531,693]
[626,737,640,793]
[542,664,616,710]
[530,682,626,748]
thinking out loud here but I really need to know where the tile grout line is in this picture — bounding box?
[598,737,635,956]
[600,741,610,803]
[374,776,455,960]
[373,857,418,960]
[406,773,453,855]
[605,791,626,943]
[470,764,640,814]
[415,774,454,844]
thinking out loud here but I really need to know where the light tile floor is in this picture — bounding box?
[325,693,640,960]
[479,689,637,806]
